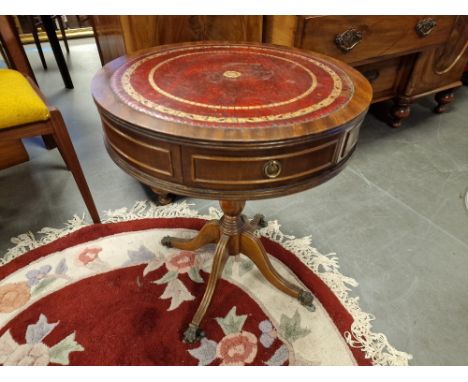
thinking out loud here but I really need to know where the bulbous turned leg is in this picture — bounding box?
[239,231,315,310]
[434,89,455,114]
[183,234,230,344]
[151,187,174,205]
[161,220,220,251]
[390,98,411,128]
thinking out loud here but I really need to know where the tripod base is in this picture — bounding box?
[161,200,314,344]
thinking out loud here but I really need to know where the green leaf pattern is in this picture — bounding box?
[278,310,311,343]
[31,278,57,297]
[216,307,248,335]
[49,332,84,365]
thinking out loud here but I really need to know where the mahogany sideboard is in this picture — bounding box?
[92,15,468,128]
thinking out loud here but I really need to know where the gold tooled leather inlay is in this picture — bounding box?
[146,51,318,111]
[117,45,351,124]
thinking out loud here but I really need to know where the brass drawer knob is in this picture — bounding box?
[416,18,437,37]
[263,160,282,179]
[335,28,363,53]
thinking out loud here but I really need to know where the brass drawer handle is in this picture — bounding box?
[416,18,437,37]
[263,160,282,179]
[335,28,363,53]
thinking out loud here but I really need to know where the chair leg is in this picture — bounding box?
[49,110,100,223]
[29,16,47,70]
[54,138,71,170]
[56,16,69,53]
[41,134,57,150]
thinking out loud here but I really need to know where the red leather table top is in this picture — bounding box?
[110,43,355,129]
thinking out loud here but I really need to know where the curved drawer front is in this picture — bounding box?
[99,110,363,198]
[186,141,338,188]
[101,115,182,181]
[181,120,362,191]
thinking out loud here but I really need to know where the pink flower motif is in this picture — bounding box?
[165,251,197,274]
[216,331,258,366]
[77,247,102,266]
[3,343,50,366]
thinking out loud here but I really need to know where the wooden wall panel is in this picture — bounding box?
[263,16,299,47]
[91,15,126,65]
[93,16,263,64]
[120,16,263,55]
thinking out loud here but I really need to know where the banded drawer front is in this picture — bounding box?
[183,139,340,190]
[102,117,180,180]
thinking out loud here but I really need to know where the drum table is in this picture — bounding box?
[91,42,372,344]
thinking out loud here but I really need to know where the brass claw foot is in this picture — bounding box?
[298,290,315,311]
[151,187,174,206]
[255,214,268,228]
[161,236,173,248]
[249,214,268,230]
[183,324,205,344]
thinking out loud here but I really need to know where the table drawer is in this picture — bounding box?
[298,16,455,64]
[182,137,342,190]
[101,115,183,181]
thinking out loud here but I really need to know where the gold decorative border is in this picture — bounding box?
[114,45,352,124]
[146,51,318,110]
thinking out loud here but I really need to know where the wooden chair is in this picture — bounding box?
[0,68,100,223]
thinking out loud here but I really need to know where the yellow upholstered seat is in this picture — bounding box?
[0,69,50,130]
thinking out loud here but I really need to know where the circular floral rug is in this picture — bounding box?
[0,201,412,366]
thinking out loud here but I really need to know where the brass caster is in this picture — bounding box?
[161,236,172,248]
[256,214,268,228]
[183,324,205,344]
[151,187,174,206]
[250,214,268,230]
[158,193,174,206]
[298,290,315,311]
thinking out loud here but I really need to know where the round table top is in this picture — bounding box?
[92,42,372,143]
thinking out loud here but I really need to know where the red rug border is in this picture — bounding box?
[0,218,372,366]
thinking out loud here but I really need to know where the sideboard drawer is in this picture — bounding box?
[356,57,403,101]
[298,16,455,64]
[182,138,342,190]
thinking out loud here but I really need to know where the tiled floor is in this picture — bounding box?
[1,38,467,365]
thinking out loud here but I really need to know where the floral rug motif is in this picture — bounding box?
[0,201,412,366]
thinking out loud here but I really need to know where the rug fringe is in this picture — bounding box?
[259,224,413,365]
[1,200,412,365]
